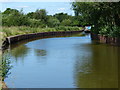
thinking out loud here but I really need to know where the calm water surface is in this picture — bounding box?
[4,34,119,88]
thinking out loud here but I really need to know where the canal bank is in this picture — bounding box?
[1,30,84,49]
[91,33,120,46]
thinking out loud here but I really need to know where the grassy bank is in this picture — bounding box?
[1,26,83,40]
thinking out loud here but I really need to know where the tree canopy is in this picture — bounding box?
[2,8,80,28]
[72,2,120,37]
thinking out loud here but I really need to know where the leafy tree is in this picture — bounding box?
[29,19,42,27]
[72,2,120,37]
[27,12,35,19]
[3,8,19,15]
[2,8,30,26]
[71,16,84,26]
[54,13,71,22]
[61,19,72,26]
[47,17,60,27]
[34,9,48,23]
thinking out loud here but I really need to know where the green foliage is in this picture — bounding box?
[2,26,83,38]
[2,8,49,27]
[71,19,79,26]
[47,17,60,27]
[61,19,72,26]
[0,53,12,81]
[54,13,71,22]
[55,26,81,31]
[27,12,35,19]
[72,2,120,37]
[99,25,120,37]
[29,19,45,28]
[34,9,48,23]
[99,25,111,36]
[109,26,120,37]
[3,8,19,15]
[2,8,83,28]
[2,8,30,26]
[1,8,83,39]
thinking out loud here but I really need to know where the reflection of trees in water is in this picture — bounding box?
[34,49,47,56]
[11,45,29,62]
[34,49,47,64]
[74,43,119,88]
[0,51,12,81]
[0,45,29,81]
[74,45,93,88]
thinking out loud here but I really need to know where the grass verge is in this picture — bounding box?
[1,26,83,40]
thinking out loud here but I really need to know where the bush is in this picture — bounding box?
[55,26,81,31]
[99,25,120,37]
[29,19,42,27]
[47,17,60,27]
[0,53,12,81]
[61,19,71,26]
[109,26,120,37]
[99,26,110,36]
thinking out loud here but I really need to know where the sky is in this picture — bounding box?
[1,0,118,15]
[0,2,75,15]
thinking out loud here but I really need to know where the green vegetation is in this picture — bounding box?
[1,8,81,27]
[0,53,12,81]
[0,8,83,40]
[72,2,120,37]
[2,26,82,39]
[1,2,120,38]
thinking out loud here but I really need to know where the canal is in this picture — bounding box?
[3,33,119,88]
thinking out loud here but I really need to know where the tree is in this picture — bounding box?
[34,9,48,23]
[27,12,35,19]
[3,8,19,15]
[61,19,71,26]
[72,2,120,36]
[47,17,60,27]
[29,19,44,27]
[2,8,30,26]
[53,13,71,22]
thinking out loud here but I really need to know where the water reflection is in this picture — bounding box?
[10,45,29,63]
[74,43,118,88]
[3,34,119,88]
[34,49,47,56]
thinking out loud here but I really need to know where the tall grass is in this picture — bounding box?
[1,26,83,39]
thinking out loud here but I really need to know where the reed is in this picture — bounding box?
[1,26,83,39]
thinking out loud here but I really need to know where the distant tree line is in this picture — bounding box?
[72,2,120,37]
[1,8,83,28]
[2,2,120,37]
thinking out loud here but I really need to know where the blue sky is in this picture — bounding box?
[1,2,75,15]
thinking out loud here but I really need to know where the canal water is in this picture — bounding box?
[4,33,119,88]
